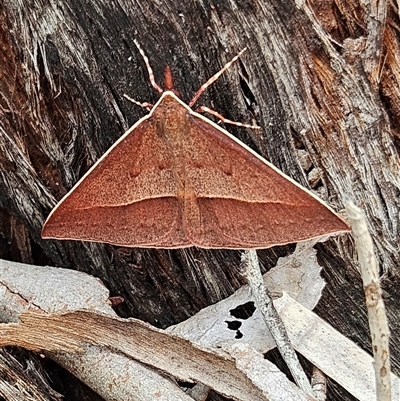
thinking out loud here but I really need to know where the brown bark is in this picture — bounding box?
[0,0,399,400]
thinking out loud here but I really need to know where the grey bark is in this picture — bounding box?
[0,1,399,400]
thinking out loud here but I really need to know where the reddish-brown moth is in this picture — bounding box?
[42,43,349,249]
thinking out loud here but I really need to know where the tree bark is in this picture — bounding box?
[0,0,399,400]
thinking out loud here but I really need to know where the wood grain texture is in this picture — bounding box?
[0,0,399,400]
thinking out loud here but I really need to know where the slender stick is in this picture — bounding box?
[345,199,392,401]
[311,367,327,401]
[241,250,314,397]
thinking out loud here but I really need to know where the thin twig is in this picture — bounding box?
[241,250,314,397]
[311,367,327,401]
[345,199,392,401]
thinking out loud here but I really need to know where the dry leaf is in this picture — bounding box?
[0,258,314,401]
[168,241,325,352]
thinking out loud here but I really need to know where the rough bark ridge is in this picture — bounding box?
[0,1,399,400]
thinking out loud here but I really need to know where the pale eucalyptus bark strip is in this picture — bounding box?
[276,294,399,401]
[241,249,314,397]
[0,259,315,401]
[0,259,193,401]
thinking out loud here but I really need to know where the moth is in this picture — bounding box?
[42,42,348,248]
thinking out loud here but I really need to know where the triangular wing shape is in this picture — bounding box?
[182,110,349,248]
[42,92,348,249]
[42,108,190,248]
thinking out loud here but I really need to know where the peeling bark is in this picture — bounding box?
[0,1,399,400]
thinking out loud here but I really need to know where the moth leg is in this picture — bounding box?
[195,105,260,130]
[123,94,153,111]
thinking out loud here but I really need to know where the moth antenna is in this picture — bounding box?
[188,48,247,108]
[134,40,163,95]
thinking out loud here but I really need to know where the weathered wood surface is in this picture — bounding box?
[0,0,399,400]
